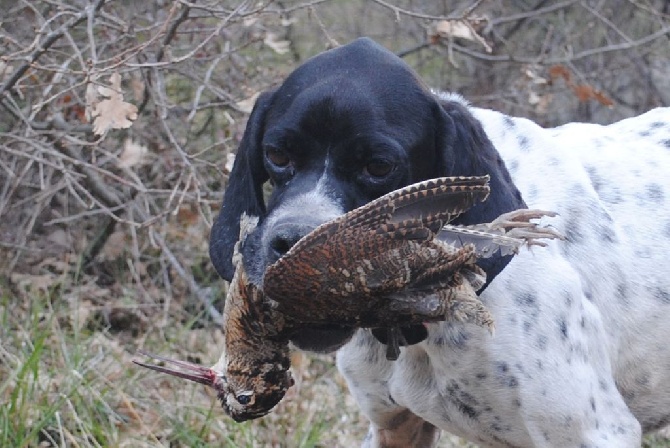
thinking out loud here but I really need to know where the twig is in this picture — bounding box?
[371,0,465,21]
[309,5,339,48]
[0,0,106,98]
[148,225,223,325]
[137,3,191,114]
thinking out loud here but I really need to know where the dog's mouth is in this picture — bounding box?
[288,324,356,353]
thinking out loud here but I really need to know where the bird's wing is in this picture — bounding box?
[284,176,491,256]
[437,225,524,258]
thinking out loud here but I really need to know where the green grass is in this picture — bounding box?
[2,274,668,447]
[0,273,367,447]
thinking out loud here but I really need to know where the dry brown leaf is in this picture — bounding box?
[593,90,614,108]
[431,19,491,52]
[85,79,98,121]
[130,75,145,102]
[236,91,261,114]
[224,152,236,174]
[118,138,148,168]
[264,32,290,55]
[0,60,14,83]
[92,72,139,135]
[10,273,58,294]
[102,230,127,259]
[434,20,477,41]
[47,228,71,248]
[523,66,548,85]
[548,65,571,84]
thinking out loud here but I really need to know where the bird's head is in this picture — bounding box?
[134,349,293,422]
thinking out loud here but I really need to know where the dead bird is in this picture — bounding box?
[134,176,563,419]
[135,214,293,423]
[263,175,564,359]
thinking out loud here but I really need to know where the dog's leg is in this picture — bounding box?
[362,409,440,448]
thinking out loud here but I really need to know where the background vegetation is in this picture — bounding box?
[1,1,669,446]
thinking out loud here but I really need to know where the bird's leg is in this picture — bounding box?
[405,244,476,289]
[387,281,494,331]
[385,326,405,360]
[486,209,565,246]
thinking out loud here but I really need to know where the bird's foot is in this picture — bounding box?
[488,209,565,247]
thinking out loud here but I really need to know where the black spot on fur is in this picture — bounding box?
[515,292,537,307]
[585,166,603,192]
[508,159,519,174]
[517,135,530,152]
[523,320,533,333]
[598,223,617,243]
[646,183,665,203]
[496,362,509,374]
[616,282,629,305]
[444,380,480,420]
[636,374,650,387]
[654,287,670,304]
[559,319,568,340]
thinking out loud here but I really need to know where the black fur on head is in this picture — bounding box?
[210,37,525,353]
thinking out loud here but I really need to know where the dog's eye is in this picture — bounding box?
[365,160,394,178]
[266,147,291,168]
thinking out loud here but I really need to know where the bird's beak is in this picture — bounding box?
[133,350,216,386]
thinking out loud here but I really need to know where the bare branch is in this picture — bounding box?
[0,0,106,98]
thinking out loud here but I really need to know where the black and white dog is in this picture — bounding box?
[210,38,670,447]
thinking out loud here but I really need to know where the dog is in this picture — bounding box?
[209,37,670,447]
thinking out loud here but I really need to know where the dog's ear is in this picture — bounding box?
[432,95,526,289]
[209,91,274,281]
[433,95,525,226]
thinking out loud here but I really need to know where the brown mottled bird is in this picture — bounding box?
[134,176,563,420]
[263,175,563,359]
[135,214,294,423]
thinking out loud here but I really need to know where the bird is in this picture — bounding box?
[263,175,563,359]
[135,214,294,423]
[134,176,563,420]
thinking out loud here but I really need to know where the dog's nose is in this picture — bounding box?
[266,222,317,263]
[270,231,303,258]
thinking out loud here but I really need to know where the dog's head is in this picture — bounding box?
[210,38,524,352]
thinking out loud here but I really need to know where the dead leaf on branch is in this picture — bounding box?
[90,72,138,136]
[264,32,291,55]
[430,18,491,52]
[118,138,148,168]
[548,65,614,108]
[0,60,14,83]
[224,152,235,174]
[85,78,98,121]
[236,91,261,114]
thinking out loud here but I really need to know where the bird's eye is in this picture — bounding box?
[266,147,291,168]
[236,393,252,405]
[364,160,394,178]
